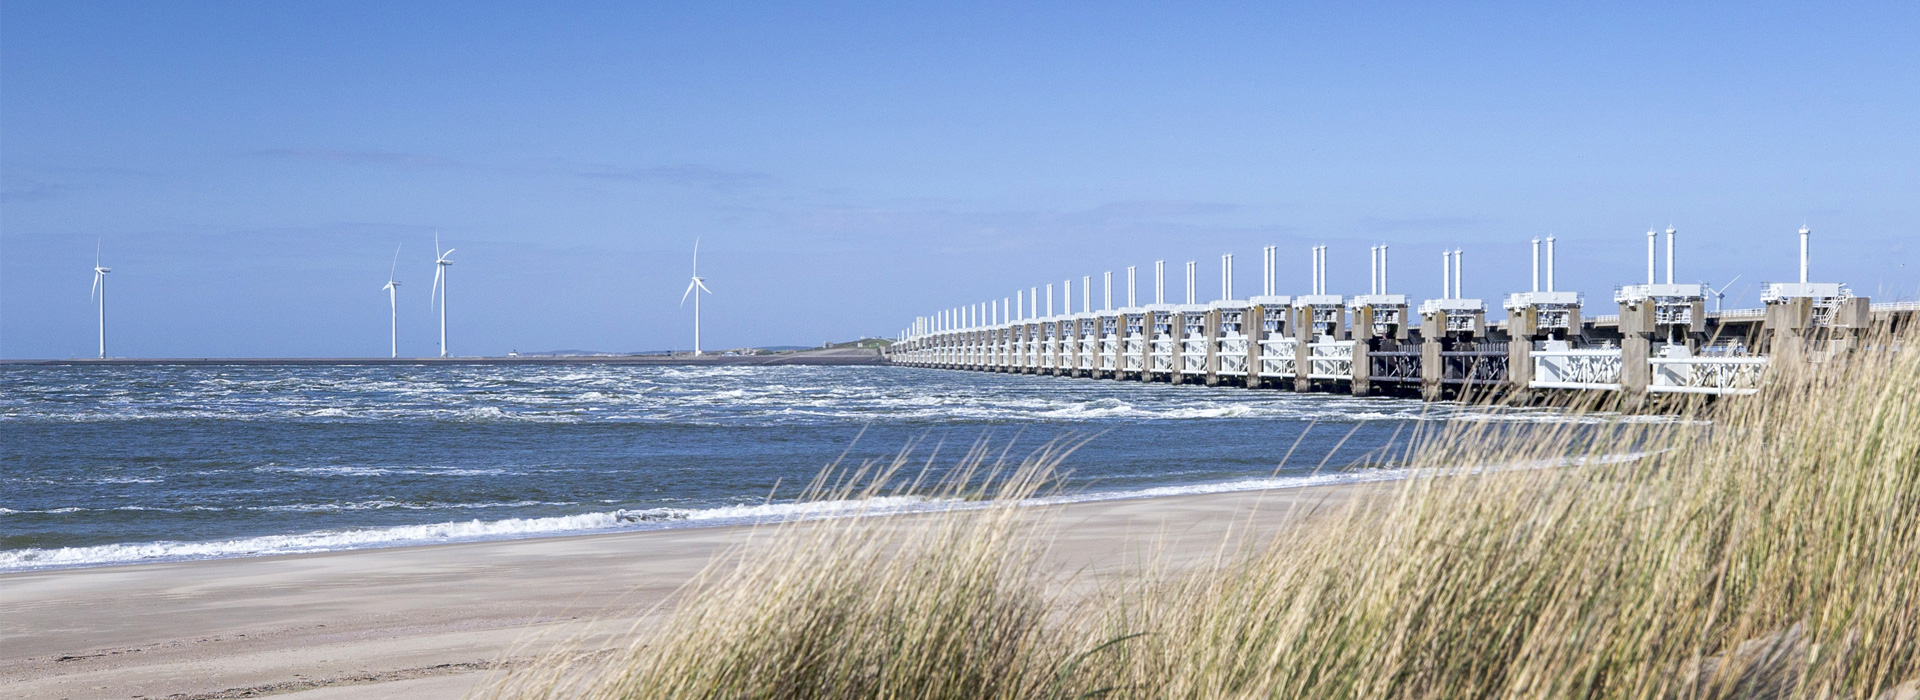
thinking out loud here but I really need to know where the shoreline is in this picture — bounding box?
[1,468,1413,574]
[0,482,1376,700]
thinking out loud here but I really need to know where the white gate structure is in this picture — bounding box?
[1122,313,1147,372]
[1648,346,1768,395]
[1308,340,1354,380]
[1181,311,1209,374]
[1530,347,1624,391]
[1216,304,1250,378]
[1260,337,1298,378]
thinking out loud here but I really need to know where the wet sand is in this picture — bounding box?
[1,483,1369,700]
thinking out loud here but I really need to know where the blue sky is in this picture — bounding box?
[3,2,1915,358]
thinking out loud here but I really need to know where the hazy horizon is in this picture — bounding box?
[4,3,1916,359]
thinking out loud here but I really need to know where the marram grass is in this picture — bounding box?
[486,332,1918,700]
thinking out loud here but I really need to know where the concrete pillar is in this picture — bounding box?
[1621,335,1651,396]
[1204,309,1222,386]
[1137,312,1155,383]
[1169,313,1187,384]
[1245,306,1266,389]
[1350,339,1370,396]
[1421,336,1444,400]
[1507,341,1533,401]
[1293,307,1313,392]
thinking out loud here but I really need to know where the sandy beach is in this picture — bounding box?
[1,483,1368,700]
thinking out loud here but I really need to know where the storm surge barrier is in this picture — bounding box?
[889,229,1914,402]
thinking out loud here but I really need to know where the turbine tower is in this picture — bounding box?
[382,245,402,358]
[90,242,110,359]
[680,238,714,355]
[431,234,456,358]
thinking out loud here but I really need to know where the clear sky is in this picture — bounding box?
[3,2,1915,358]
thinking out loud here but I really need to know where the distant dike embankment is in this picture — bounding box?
[3,347,890,367]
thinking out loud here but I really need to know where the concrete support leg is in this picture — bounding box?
[1421,339,1444,400]
[1350,340,1370,396]
[1506,341,1533,403]
[1621,335,1651,398]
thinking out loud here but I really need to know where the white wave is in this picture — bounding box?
[0,495,949,571]
[254,465,510,478]
[252,499,573,513]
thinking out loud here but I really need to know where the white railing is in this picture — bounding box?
[1124,337,1146,371]
[1150,337,1176,372]
[1649,355,1768,395]
[1259,338,1298,377]
[1217,336,1249,376]
[1043,339,1058,369]
[1181,337,1209,373]
[1308,342,1353,380]
[1100,337,1120,371]
[1531,349,1623,390]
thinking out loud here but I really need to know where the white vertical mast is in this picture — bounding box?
[1544,237,1555,292]
[1443,247,1459,297]
[1666,226,1676,285]
[1646,228,1657,285]
[1789,225,1804,281]
[1369,246,1378,295]
[1220,254,1233,300]
[1531,238,1541,293]
[1381,244,1390,295]
[1184,260,1195,304]
[1262,245,1276,296]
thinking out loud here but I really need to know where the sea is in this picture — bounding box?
[0,364,1544,571]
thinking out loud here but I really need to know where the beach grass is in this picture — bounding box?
[484,330,1918,700]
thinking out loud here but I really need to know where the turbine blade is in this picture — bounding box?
[696,279,713,294]
[430,267,443,311]
[441,248,455,260]
[681,279,696,306]
[692,237,700,274]
[91,272,100,300]
[390,244,402,281]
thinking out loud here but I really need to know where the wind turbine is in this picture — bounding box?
[90,241,110,359]
[382,245,402,358]
[430,234,455,358]
[1704,275,1741,313]
[680,238,713,355]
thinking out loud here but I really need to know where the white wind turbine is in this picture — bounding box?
[90,241,111,359]
[680,238,713,355]
[382,244,402,358]
[430,234,456,358]
[1704,275,1741,313]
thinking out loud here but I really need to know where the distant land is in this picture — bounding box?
[2,340,893,367]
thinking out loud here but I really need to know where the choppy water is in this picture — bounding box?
[0,365,1547,571]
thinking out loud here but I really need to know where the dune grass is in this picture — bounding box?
[486,332,1918,700]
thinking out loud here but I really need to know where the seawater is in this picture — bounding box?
[0,364,1547,571]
